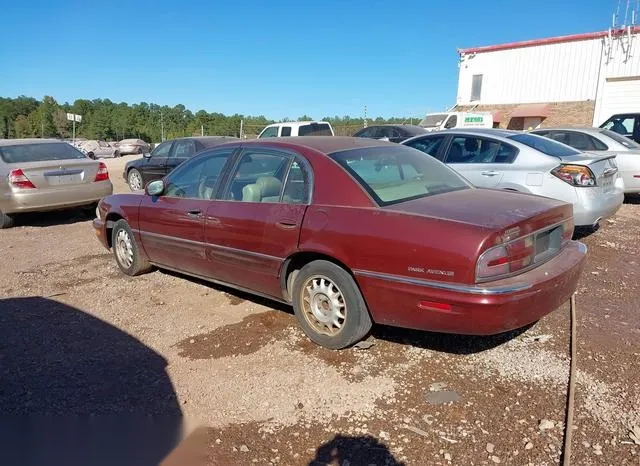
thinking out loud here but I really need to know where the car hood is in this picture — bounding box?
[385,187,571,233]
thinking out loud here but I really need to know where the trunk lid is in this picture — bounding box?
[386,188,572,235]
[14,159,100,189]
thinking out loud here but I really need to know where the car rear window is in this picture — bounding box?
[298,123,333,136]
[507,133,580,157]
[0,142,87,164]
[601,129,640,149]
[419,114,448,128]
[330,145,470,206]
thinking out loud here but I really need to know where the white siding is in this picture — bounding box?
[457,39,603,105]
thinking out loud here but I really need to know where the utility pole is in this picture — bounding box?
[239,119,244,139]
[41,121,44,138]
[201,124,204,136]
[160,111,165,141]
[363,105,368,128]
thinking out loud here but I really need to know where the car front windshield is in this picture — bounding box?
[601,129,640,149]
[0,142,87,163]
[330,145,470,206]
[508,133,580,157]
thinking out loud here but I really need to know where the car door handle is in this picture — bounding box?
[481,170,501,176]
[186,209,202,218]
[276,220,298,229]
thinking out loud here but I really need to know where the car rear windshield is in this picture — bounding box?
[601,129,640,149]
[419,114,448,128]
[0,142,87,164]
[298,123,333,136]
[507,133,580,157]
[330,145,470,206]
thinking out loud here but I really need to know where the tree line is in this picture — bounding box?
[0,95,417,142]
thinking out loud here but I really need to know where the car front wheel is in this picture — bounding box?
[127,169,144,191]
[292,260,372,349]
[112,219,153,276]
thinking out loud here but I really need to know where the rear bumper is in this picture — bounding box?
[355,240,587,335]
[0,181,113,214]
[572,180,624,226]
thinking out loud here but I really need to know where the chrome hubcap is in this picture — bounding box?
[115,229,134,269]
[129,171,142,191]
[301,275,346,336]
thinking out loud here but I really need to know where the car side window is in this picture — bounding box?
[259,127,279,138]
[603,117,635,136]
[164,149,233,199]
[280,126,292,137]
[445,136,505,164]
[405,136,446,161]
[225,150,290,202]
[444,115,457,129]
[355,127,374,138]
[282,157,311,204]
[172,139,197,158]
[151,141,172,158]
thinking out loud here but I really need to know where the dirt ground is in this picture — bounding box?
[0,155,638,466]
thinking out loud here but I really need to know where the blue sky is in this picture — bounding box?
[0,0,617,120]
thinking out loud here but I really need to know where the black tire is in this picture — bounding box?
[114,150,120,158]
[0,210,15,229]
[86,152,95,160]
[291,260,372,349]
[111,219,153,276]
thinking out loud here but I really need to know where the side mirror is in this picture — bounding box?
[378,137,390,142]
[146,180,164,196]
[143,152,152,158]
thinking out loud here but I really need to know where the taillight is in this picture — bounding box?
[551,164,596,187]
[476,219,573,282]
[8,169,36,189]
[94,162,109,182]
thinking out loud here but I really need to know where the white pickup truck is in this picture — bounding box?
[257,121,335,138]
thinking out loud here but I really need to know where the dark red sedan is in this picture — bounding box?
[93,137,586,349]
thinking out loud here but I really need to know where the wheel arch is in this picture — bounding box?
[104,212,125,248]
[279,250,357,303]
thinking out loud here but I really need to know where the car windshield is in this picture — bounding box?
[508,133,580,157]
[419,114,448,128]
[330,145,470,206]
[601,129,640,149]
[298,123,332,136]
[0,142,87,164]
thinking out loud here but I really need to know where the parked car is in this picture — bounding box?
[123,136,238,191]
[257,121,334,138]
[0,139,113,228]
[353,124,429,143]
[599,113,640,144]
[419,112,494,131]
[117,139,150,155]
[402,129,624,228]
[94,137,586,349]
[531,127,640,193]
[80,140,121,159]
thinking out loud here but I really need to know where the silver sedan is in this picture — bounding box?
[0,139,113,228]
[402,129,624,228]
[531,127,640,194]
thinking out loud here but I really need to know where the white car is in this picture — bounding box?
[257,121,334,138]
[117,138,150,155]
[532,127,640,193]
[403,129,624,228]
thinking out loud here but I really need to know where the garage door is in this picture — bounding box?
[594,77,640,125]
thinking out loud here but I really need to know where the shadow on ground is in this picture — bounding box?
[10,207,94,228]
[0,297,182,466]
[309,435,405,466]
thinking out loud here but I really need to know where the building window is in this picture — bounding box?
[471,74,483,101]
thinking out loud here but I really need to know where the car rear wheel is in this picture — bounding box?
[127,169,143,191]
[112,219,153,276]
[292,260,372,349]
[114,150,121,158]
[0,210,15,229]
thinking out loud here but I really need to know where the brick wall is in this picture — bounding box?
[455,100,596,129]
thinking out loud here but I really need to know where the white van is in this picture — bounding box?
[419,112,494,132]
[257,121,334,138]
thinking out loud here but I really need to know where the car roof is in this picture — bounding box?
[0,138,63,147]
[264,121,331,128]
[531,127,604,134]
[240,136,395,154]
[439,128,519,137]
[173,136,238,146]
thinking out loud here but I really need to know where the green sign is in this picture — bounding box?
[464,117,484,123]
